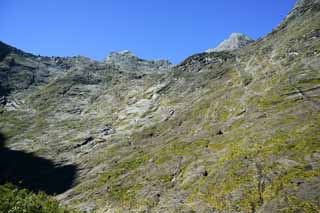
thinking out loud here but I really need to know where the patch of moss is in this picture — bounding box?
[107,184,143,207]
[153,139,209,165]
[95,152,150,206]
[0,111,31,140]
[283,195,320,212]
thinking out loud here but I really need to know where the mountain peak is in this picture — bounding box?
[206,32,254,52]
[105,50,137,61]
[229,32,250,38]
[110,50,135,56]
[104,51,172,73]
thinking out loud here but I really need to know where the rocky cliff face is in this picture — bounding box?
[0,0,319,212]
[206,32,254,52]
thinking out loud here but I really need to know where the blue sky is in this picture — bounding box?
[0,0,296,63]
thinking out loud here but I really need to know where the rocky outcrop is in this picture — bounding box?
[206,32,254,52]
[104,50,173,73]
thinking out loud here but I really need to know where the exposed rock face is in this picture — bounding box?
[206,32,254,52]
[0,45,171,105]
[0,44,61,99]
[295,0,320,8]
[104,50,173,73]
[0,0,320,212]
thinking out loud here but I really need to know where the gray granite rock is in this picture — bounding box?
[206,32,254,52]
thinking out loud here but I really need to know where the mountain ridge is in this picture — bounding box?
[104,50,173,73]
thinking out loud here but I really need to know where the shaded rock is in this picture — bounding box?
[0,96,6,105]
[97,124,116,136]
[216,130,224,135]
[73,136,94,149]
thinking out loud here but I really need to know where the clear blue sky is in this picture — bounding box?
[0,0,296,63]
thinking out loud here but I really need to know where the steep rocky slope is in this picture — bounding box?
[0,0,319,212]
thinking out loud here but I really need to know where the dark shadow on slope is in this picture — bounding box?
[0,132,77,195]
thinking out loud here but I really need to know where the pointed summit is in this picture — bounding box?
[206,33,254,52]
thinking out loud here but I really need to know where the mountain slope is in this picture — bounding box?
[0,0,319,212]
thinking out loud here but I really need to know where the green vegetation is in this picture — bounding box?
[153,139,209,165]
[0,184,75,213]
[96,152,150,207]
